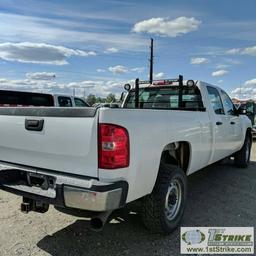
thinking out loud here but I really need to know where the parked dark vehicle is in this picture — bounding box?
[0,90,89,107]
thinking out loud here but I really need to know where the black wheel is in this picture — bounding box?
[141,164,187,234]
[234,134,251,168]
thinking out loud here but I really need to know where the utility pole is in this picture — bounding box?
[149,38,154,84]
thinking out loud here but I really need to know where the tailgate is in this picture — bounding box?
[0,108,99,178]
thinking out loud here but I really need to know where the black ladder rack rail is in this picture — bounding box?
[134,75,183,109]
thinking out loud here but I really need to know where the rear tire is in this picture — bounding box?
[141,164,187,234]
[234,134,251,168]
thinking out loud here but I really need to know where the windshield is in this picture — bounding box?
[124,86,204,110]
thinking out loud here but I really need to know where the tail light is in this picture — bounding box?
[98,123,129,169]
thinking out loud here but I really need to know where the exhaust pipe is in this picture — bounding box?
[90,211,112,231]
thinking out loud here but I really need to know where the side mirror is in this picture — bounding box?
[234,106,247,115]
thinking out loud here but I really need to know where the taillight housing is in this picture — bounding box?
[98,123,130,169]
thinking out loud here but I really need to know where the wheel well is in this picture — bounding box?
[160,141,190,174]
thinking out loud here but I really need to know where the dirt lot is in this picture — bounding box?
[0,144,256,256]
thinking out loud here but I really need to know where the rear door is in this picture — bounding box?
[206,86,232,162]
[0,108,99,178]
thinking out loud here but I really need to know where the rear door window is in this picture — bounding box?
[207,86,224,115]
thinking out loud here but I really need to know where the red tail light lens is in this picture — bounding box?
[98,123,129,169]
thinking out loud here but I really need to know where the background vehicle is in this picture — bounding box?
[0,76,252,234]
[233,99,256,125]
[93,102,120,108]
[0,90,90,107]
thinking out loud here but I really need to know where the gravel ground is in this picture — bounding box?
[0,143,256,256]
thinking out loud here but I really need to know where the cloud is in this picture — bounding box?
[216,64,229,69]
[26,72,56,80]
[190,57,208,65]
[108,65,128,74]
[132,16,201,37]
[96,69,106,73]
[231,87,256,100]
[225,45,256,56]
[212,70,228,77]
[0,76,128,97]
[154,72,164,79]
[242,46,256,56]
[0,42,96,65]
[245,78,256,86]
[0,13,148,52]
[108,65,144,74]
[104,47,119,54]
[226,48,240,55]
[130,67,145,73]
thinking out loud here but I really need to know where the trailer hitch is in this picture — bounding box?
[21,197,49,214]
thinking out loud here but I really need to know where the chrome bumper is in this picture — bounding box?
[63,186,123,212]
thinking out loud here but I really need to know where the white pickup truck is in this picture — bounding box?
[0,76,252,234]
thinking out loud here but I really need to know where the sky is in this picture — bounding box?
[0,0,255,98]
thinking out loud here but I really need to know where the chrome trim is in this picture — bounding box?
[64,186,122,212]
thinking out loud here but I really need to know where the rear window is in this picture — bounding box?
[0,90,54,106]
[58,96,72,107]
[124,86,204,110]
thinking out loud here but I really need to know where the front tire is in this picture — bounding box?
[141,164,187,234]
[234,134,251,168]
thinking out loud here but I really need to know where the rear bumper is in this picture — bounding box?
[0,162,128,212]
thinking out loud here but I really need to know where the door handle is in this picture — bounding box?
[25,119,44,131]
[216,121,223,126]
[230,121,235,125]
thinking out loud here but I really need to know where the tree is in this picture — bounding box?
[106,93,116,103]
[86,94,97,106]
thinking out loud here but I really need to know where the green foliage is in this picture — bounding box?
[86,93,117,105]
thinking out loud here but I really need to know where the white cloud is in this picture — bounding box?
[225,45,256,56]
[26,72,56,80]
[242,46,256,56]
[245,78,256,86]
[96,69,106,73]
[218,80,223,83]
[0,42,96,65]
[130,67,145,73]
[231,87,256,100]
[132,16,201,37]
[212,70,228,77]
[154,72,164,79]
[190,57,208,65]
[108,65,128,74]
[226,48,241,55]
[0,13,148,52]
[216,64,229,69]
[104,47,119,54]
[0,76,129,97]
